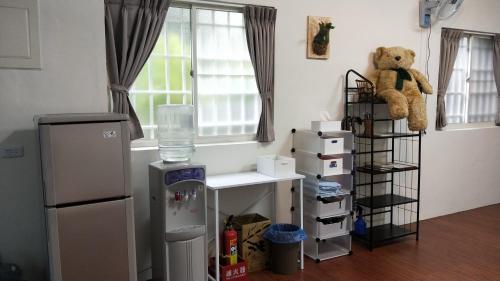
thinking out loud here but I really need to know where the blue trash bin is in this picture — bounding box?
[263,224,307,274]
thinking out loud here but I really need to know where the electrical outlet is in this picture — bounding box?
[0,145,24,159]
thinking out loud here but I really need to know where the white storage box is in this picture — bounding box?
[295,151,344,177]
[294,130,345,155]
[311,121,342,132]
[257,155,296,177]
[303,213,351,240]
[297,188,351,217]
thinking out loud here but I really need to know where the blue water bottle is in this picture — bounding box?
[354,206,367,236]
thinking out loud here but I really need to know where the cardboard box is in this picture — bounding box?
[209,257,248,281]
[233,214,271,272]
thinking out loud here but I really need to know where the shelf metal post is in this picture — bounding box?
[416,132,422,240]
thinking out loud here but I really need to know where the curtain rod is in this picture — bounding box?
[443,27,496,37]
[173,0,275,9]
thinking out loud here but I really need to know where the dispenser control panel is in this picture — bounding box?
[164,167,205,203]
[165,168,205,186]
[173,188,201,202]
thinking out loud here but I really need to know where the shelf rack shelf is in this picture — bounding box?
[352,224,416,242]
[356,194,418,209]
[355,133,421,139]
[345,69,421,250]
[356,163,418,175]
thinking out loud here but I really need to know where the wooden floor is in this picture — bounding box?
[250,204,500,281]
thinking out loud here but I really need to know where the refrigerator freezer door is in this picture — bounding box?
[40,121,131,205]
[46,198,137,281]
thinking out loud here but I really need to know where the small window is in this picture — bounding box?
[445,34,498,125]
[129,6,260,142]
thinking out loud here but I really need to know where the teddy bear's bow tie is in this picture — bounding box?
[391,68,412,91]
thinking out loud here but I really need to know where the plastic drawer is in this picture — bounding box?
[295,188,351,217]
[303,213,352,240]
[304,234,351,262]
[293,130,344,155]
[295,150,344,176]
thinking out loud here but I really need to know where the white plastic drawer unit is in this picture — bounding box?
[299,189,351,217]
[295,150,344,177]
[303,213,352,240]
[293,130,344,155]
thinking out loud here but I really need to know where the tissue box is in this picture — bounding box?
[311,121,342,132]
[257,155,296,177]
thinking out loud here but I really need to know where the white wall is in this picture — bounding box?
[0,0,107,280]
[133,0,500,278]
[0,0,499,280]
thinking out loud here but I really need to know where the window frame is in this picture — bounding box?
[444,32,498,130]
[131,1,260,147]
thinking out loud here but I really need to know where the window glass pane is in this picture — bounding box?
[151,57,166,90]
[153,95,167,117]
[184,59,192,90]
[229,12,243,26]
[214,11,228,25]
[467,36,497,123]
[445,36,468,124]
[183,17,191,55]
[152,31,166,55]
[197,9,212,24]
[129,7,192,140]
[195,9,261,137]
[133,94,150,126]
[167,23,182,56]
[168,58,183,91]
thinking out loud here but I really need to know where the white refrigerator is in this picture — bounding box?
[37,113,137,281]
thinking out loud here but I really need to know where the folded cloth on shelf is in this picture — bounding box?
[318,181,341,191]
[317,188,346,198]
[304,179,343,197]
[304,178,341,188]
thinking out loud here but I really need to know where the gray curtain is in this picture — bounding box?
[493,34,500,126]
[244,6,277,142]
[105,0,170,140]
[436,29,463,130]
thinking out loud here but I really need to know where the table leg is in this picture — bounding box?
[300,179,304,270]
[215,189,220,281]
[272,182,276,222]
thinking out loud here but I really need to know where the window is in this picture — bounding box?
[129,6,260,142]
[445,34,498,124]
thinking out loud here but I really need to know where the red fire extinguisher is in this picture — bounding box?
[223,215,238,266]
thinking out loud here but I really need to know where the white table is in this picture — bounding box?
[206,172,305,281]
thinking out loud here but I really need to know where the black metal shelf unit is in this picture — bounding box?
[344,69,421,250]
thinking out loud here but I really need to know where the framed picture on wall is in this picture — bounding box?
[307,16,334,60]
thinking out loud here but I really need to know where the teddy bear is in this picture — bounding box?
[368,46,433,131]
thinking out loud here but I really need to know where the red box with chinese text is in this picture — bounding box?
[209,257,248,281]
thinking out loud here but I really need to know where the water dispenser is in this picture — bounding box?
[149,162,207,281]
